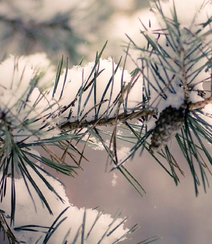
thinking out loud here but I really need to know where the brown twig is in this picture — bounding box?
[60,109,155,130]
[0,213,19,244]
[181,95,212,111]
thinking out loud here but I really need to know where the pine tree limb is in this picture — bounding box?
[60,109,155,130]
[181,95,212,111]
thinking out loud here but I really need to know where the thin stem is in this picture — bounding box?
[60,109,155,130]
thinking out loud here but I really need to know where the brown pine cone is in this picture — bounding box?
[149,105,185,152]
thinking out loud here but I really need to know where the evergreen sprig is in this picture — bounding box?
[122,0,212,194]
[1,0,212,243]
[12,207,159,244]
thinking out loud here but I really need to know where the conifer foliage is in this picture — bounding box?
[0,0,212,243]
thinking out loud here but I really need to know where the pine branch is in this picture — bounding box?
[60,109,155,130]
[181,95,212,110]
[121,0,212,194]
[0,212,19,244]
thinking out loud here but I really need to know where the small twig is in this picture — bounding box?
[181,95,212,111]
[60,109,155,130]
[0,213,19,244]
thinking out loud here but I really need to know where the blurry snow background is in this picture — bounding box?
[0,0,149,65]
[0,162,130,244]
[1,0,212,244]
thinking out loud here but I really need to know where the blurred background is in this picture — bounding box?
[0,0,149,65]
[1,0,212,244]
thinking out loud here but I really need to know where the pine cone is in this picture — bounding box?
[149,106,185,152]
